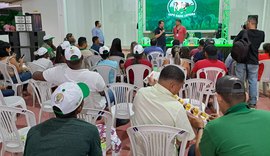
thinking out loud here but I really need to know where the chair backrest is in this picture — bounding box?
[90,65,118,84]
[259,60,270,82]
[181,58,194,70]
[77,108,112,151]
[126,64,152,88]
[141,37,151,45]
[196,67,226,85]
[26,62,46,74]
[84,55,102,68]
[216,38,227,45]
[127,125,190,156]
[109,56,125,65]
[90,49,100,55]
[164,64,187,80]
[181,79,213,110]
[151,56,164,69]
[147,52,164,62]
[29,79,52,106]
[0,105,36,148]
[0,61,22,85]
[105,83,138,119]
[0,91,6,105]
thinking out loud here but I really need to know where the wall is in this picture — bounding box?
[229,0,269,44]
[21,0,65,45]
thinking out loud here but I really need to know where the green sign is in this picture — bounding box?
[146,0,220,31]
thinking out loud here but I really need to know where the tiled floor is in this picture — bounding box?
[2,90,270,156]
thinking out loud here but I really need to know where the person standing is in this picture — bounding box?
[173,19,187,45]
[154,20,166,52]
[92,21,105,46]
[234,16,265,108]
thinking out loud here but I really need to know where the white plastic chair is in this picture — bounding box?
[181,78,214,111]
[29,79,53,123]
[90,49,100,55]
[181,58,194,70]
[141,37,151,45]
[25,62,46,74]
[0,91,27,110]
[84,55,102,69]
[126,64,152,88]
[147,51,164,62]
[105,83,138,127]
[0,62,29,96]
[0,105,36,156]
[109,56,125,79]
[151,56,164,69]
[77,109,115,156]
[196,67,226,85]
[90,65,118,84]
[127,125,190,156]
[258,60,270,95]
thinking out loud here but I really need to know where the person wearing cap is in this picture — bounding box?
[24,82,102,156]
[32,47,53,70]
[191,44,227,78]
[97,46,118,83]
[191,75,270,156]
[55,41,70,64]
[124,44,152,85]
[193,39,223,63]
[42,35,57,59]
[32,46,106,109]
[78,37,94,58]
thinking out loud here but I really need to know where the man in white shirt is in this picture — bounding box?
[32,46,106,109]
[33,47,53,70]
[132,65,201,156]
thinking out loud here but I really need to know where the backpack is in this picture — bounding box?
[231,30,251,63]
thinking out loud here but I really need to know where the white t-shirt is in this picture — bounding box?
[33,58,53,70]
[43,64,106,109]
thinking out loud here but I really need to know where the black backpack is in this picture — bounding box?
[231,30,251,63]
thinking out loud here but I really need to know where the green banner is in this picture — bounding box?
[146,0,220,31]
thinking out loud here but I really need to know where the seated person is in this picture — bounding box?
[64,33,76,45]
[24,82,102,156]
[42,35,57,60]
[194,76,270,156]
[55,41,70,64]
[166,39,180,59]
[0,41,32,94]
[124,45,152,84]
[258,43,270,81]
[97,46,118,83]
[110,38,125,58]
[190,39,204,57]
[78,37,94,58]
[191,45,227,78]
[132,65,201,156]
[33,47,53,70]
[91,36,101,54]
[144,38,164,55]
[193,39,223,63]
[32,46,106,109]
[126,41,138,59]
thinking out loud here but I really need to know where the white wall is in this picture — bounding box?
[229,0,269,43]
[21,0,65,46]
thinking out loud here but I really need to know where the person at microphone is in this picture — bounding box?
[154,20,167,52]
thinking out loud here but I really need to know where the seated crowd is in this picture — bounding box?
[0,18,269,156]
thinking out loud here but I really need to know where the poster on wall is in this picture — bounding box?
[15,16,26,24]
[145,0,220,31]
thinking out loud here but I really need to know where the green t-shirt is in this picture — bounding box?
[24,118,102,156]
[200,103,270,156]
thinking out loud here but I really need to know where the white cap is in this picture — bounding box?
[65,46,82,61]
[99,46,110,55]
[60,41,70,50]
[34,47,48,56]
[133,45,144,54]
[51,82,90,115]
[43,35,55,41]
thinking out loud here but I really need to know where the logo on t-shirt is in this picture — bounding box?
[167,0,197,18]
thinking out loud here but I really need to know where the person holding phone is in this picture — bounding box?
[0,41,32,94]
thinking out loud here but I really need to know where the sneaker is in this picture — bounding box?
[248,104,256,109]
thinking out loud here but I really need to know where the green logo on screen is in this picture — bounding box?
[167,0,197,18]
